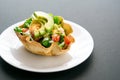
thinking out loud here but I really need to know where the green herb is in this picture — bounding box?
[53,16,63,24]
[23,18,32,28]
[14,27,22,33]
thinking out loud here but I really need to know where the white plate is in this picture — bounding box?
[0,20,94,73]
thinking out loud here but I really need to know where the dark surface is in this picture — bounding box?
[0,0,120,80]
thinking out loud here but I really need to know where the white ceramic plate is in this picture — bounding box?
[0,20,94,73]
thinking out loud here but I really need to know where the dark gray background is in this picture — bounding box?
[0,0,120,80]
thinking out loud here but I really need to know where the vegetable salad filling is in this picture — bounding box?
[14,11,74,49]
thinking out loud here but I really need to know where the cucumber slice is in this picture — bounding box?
[32,11,54,32]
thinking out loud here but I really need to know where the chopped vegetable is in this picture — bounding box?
[58,42,65,49]
[52,34,60,42]
[41,37,51,48]
[14,27,22,33]
[54,16,63,24]
[59,34,64,43]
[23,18,32,28]
[64,36,71,45]
[67,35,74,42]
